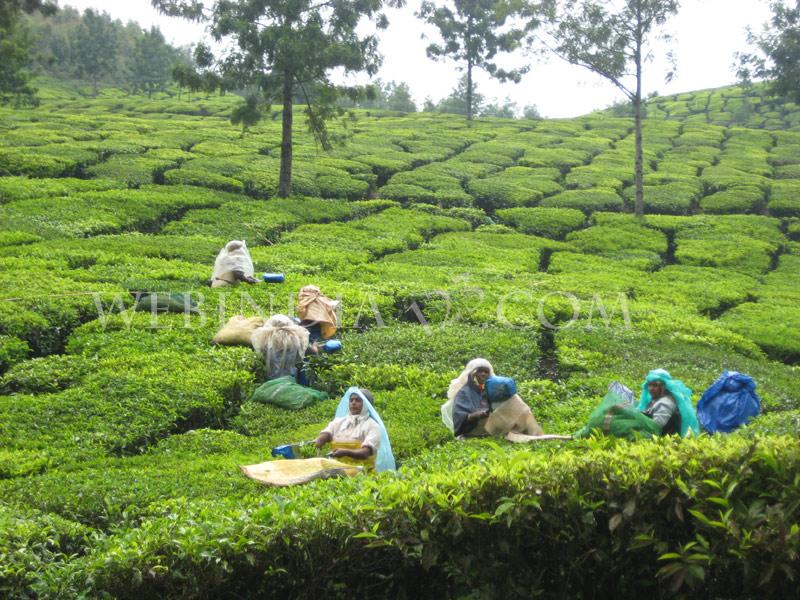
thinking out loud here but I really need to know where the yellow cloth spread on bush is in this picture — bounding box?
[240,457,362,487]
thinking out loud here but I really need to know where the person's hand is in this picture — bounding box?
[329,448,348,458]
[469,408,490,421]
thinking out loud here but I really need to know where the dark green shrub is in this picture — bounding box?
[0,335,29,373]
[774,164,800,178]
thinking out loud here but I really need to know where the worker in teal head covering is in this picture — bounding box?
[637,369,700,437]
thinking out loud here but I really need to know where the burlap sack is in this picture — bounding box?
[485,395,545,437]
[212,315,265,346]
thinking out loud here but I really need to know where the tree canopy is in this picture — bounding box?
[417,0,550,121]
[737,0,800,104]
[0,0,57,106]
[553,0,680,217]
[152,0,404,197]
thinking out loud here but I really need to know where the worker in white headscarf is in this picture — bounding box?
[441,358,545,439]
[211,240,257,288]
[251,314,310,380]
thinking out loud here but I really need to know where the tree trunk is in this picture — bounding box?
[279,74,293,198]
[466,61,473,124]
[633,12,644,218]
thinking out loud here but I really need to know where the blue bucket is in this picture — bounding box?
[271,444,296,459]
[322,339,342,353]
[263,273,286,283]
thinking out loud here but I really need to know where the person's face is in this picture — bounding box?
[647,380,665,399]
[474,367,490,385]
[349,393,364,415]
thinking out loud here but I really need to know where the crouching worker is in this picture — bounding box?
[211,240,258,287]
[240,387,394,486]
[638,369,699,437]
[574,369,699,439]
[315,387,396,472]
[441,359,564,442]
[297,285,339,352]
[251,315,309,380]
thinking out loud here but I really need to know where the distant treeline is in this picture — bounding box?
[24,6,190,96]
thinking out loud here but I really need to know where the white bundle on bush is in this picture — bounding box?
[211,240,255,287]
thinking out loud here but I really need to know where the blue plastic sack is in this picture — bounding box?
[697,371,761,433]
[485,376,516,403]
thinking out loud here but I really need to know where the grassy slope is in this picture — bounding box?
[0,80,799,598]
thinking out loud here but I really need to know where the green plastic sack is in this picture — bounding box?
[134,293,199,314]
[250,376,328,410]
[574,391,662,440]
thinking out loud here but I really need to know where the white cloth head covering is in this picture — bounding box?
[251,314,310,379]
[334,387,396,472]
[441,358,495,432]
[212,240,255,285]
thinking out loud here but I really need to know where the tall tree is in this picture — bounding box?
[130,27,178,97]
[72,9,119,95]
[737,0,800,104]
[433,73,486,115]
[230,94,262,137]
[384,81,418,112]
[152,0,402,198]
[552,0,679,217]
[0,0,57,106]
[417,0,551,122]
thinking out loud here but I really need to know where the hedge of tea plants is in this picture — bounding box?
[0,79,798,598]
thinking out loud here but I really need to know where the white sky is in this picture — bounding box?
[61,0,772,118]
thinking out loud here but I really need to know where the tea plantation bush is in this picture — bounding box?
[539,188,624,213]
[496,207,586,239]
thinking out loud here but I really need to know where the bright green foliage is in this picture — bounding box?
[540,188,624,213]
[700,186,765,214]
[20,436,800,598]
[496,207,586,238]
[719,303,800,363]
[0,186,233,238]
[624,181,702,214]
[768,179,800,216]
[0,79,798,597]
[566,220,667,265]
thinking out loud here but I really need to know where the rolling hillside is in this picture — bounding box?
[0,80,798,598]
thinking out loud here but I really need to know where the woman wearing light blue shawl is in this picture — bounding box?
[638,369,700,437]
[315,387,396,472]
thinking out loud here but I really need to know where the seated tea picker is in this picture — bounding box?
[210,240,258,288]
[297,284,339,353]
[239,387,393,487]
[441,359,568,442]
[251,314,309,380]
[314,387,395,472]
[638,369,700,437]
